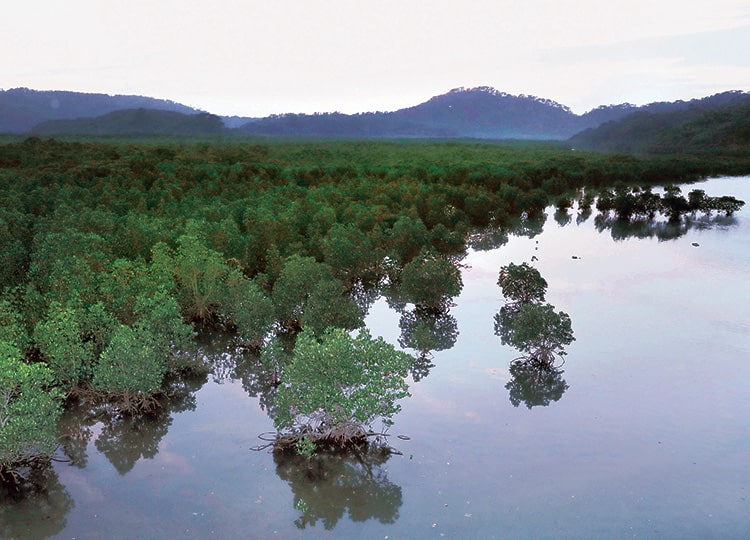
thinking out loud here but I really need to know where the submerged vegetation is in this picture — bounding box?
[0,136,747,476]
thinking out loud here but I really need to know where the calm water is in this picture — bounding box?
[3,177,749,539]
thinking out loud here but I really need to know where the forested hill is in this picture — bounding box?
[32,108,225,137]
[569,91,750,153]
[4,86,750,142]
[0,88,202,133]
[3,86,642,139]
[237,87,638,139]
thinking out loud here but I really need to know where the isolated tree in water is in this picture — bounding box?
[501,302,574,366]
[272,328,411,455]
[495,262,574,368]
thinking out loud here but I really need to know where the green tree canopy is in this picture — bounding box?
[398,250,463,311]
[1,341,63,473]
[502,302,575,364]
[497,262,548,307]
[273,328,411,452]
[33,303,94,391]
[91,324,169,398]
[220,270,276,347]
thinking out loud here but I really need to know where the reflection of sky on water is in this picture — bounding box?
[381,176,750,538]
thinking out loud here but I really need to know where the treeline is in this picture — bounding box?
[1,137,748,480]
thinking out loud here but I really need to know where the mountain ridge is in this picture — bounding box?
[2,86,749,143]
[233,87,641,139]
[233,87,750,140]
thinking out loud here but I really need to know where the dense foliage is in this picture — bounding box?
[0,341,62,478]
[0,136,747,470]
[496,262,548,307]
[273,328,412,453]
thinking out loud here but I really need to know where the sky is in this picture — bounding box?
[2,0,750,117]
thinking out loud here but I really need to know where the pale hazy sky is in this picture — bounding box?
[3,0,750,117]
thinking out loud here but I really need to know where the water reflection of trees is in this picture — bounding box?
[94,415,169,475]
[505,359,569,409]
[0,465,73,540]
[204,333,283,419]
[383,251,463,381]
[591,212,739,241]
[467,212,546,253]
[2,372,205,538]
[469,184,744,248]
[348,277,387,321]
[507,213,546,240]
[571,185,744,241]
[58,373,206,475]
[553,207,573,227]
[274,448,402,530]
[466,227,510,252]
[472,201,740,246]
[398,306,458,381]
[230,347,284,419]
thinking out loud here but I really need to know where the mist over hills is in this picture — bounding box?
[1,86,749,151]
[0,88,202,133]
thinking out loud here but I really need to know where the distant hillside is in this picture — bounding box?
[397,87,576,138]
[237,87,641,140]
[0,88,201,133]
[32,108,225,137]
[569,91,750,153]
[4,86,750,143]
[653,104,750,153]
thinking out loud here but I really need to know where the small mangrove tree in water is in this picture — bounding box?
[494,262,574,368]
[494,262,574,408]
[271,328,412,456]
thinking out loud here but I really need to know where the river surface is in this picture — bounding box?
[3,177,750,539]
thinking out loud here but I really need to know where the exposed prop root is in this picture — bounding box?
[0,456,52,496]
[66,387,163,417]
[511,353,565,372]
[114,391,162,416]
[251,429,407,456]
